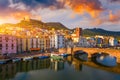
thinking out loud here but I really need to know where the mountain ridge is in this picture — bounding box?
[83,28,120,39]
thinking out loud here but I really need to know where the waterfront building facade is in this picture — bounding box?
[54,34,65,49]
[21,38,27,53]
[44,35,50,51]
[27,38,32,51]
[39,36,44,51]
[86,37,96,47]
[79,37,89,47]
[50,35,55,50]
[109,37,118,46]
[0,35,17,55]
[32,38,37,48]
[17,38,22,53]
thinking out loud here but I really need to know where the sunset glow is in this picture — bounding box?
[0,0,120,31]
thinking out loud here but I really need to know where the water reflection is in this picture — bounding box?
[50,60,64,71]
[0,56,120,80]
[0,59,50,80]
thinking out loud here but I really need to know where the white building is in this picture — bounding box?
[109,37,118,46]
[39,37,44,51]
[50,33,65,49]
[55,34,65,49]
[50,35,55,49]
[32,38,37,48]
[79,37,89,47]
[86,37,96,47]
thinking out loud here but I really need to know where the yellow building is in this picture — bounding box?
[44,35,50,51]
[22,38,27,52]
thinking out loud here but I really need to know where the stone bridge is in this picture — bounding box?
[59,47,120,63]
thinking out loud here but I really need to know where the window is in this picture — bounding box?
[0,44,2,47]
[5,37,9,42]
[0,44,2,50]
[0,37,2,42]
[12,44,14,47]
[6,44,8,47]
[12,47,14,49]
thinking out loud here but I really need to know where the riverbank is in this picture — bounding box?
[0,53,46,60]
[0,51,61,59]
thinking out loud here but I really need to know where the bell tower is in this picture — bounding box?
[76,27,82,37]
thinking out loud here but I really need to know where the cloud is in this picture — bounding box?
[109,10,120,22]
[12,0,65,10]
[65,0,104,18]
[0,0,120,30]
[90,10,120,26]
[0,6,32,21]
[0,0,10,9]
[0,0,66,22]
[0,0,106,20]
[110,0,120,2]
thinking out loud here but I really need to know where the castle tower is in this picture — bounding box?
[23,16,30,21]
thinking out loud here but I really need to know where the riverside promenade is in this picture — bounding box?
[65,47,120,63]
[0,52,50,59]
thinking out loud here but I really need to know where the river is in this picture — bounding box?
[0,56,120,80]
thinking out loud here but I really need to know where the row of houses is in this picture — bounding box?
[78,36,119,47]
[0,33,65,55]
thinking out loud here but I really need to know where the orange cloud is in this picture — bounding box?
[11,11,31,20]
[90,10,120,26]
[0,9,42,23]
[65,0,104,18]
[109,11,120,22]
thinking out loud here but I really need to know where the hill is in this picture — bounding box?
[0,19,69,30]
[45,22,68,30]
[83,28,120,39]
[1,19,120,40]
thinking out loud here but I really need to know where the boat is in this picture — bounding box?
[92,52,117,67]
[51,53,63,61]
[23,56,33,61]
[74,50,88,61]
[0,59,10,64]
[60,53,69,57]
[12,57,21,63]
[38,55,49,59]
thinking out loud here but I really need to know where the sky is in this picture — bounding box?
[0,0,120,31]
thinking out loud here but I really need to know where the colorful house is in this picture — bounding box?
[17,37,22,53]
[0,34,17,55]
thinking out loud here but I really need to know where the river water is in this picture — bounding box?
[0,56,120,80]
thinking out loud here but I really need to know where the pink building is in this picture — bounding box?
[0,34,17,55]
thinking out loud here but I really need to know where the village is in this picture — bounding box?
[0,25,120,56]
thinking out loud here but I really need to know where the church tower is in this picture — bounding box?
[76,27,82,37]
